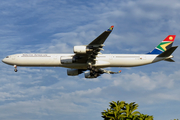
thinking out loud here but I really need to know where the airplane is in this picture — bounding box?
[2,26,178,78]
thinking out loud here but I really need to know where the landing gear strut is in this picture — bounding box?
[89,67,99,77]
[87,65,92,70]
[14,65,18,72]
[87,63,99,77]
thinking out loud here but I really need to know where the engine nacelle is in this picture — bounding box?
[67,69,82,76]
[61,56,75,64]
[84,71,99,78]
[74,46,93,54]
[74,46,87,54]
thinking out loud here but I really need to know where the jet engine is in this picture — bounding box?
[67,69,83,76]
[84,71,100,78]
[74,46,93,54]
[61,56,76,64]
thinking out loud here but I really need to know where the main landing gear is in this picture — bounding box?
[88,65,99,77]
[87,65,92,70]
[14,65,18,72]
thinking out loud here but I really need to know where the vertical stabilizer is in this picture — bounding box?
[148,35,176,54]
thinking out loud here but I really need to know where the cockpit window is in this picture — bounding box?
[6,56,9,58]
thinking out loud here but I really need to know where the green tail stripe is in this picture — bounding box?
[156,42,172,52]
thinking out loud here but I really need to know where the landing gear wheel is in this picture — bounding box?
[14,68,18,72]
[94,73,98,78]
[14,65,18,72]
[87,65,92,70]
[91,67,95,71]
[94,69,98,72]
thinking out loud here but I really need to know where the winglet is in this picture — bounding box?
[107,25,114,31]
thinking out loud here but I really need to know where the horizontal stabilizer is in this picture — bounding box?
[100,69,121,74]
[158,46,178,57]
[164,58,175,62]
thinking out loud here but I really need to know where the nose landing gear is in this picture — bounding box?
[14,65,18,72]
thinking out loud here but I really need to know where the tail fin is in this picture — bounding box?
[148,35,176,54]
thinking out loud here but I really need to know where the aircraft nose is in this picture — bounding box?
[2,58,5,63]
[2,58,6,63]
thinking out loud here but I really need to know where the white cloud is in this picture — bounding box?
[150,92,180,101]
[112,71,176,91]
[0,98,87,118]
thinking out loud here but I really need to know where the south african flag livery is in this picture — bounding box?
[107,26,114,32]
[148,35,176,54]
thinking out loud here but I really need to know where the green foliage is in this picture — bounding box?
[101,101,153,120]
[102,101,126,120]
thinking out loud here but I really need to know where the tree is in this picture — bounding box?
[123,102,141,117]
[137,114,153,120]
[102,101,153,120]
[102,101,126,120]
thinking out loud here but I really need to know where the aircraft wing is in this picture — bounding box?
[88,26,114,45]
[85,68,121,78]
[73,26,114,65]
[99,69,121,74]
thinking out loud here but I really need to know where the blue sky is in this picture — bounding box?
[0,0,180,120]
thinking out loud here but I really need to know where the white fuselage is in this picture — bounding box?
[2,53,172,69]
